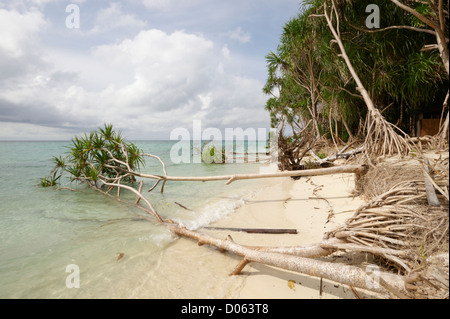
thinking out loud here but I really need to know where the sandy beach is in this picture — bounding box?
[143,164,374,299]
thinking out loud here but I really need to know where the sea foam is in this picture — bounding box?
[172,188,262,230]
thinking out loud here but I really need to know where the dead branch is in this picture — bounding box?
[308,146,364,167]
[203,227,298,234]
[390,0,449,75]
[167,223,407,295]
[244,237,343,258]
[138,164,367,192]
[422,159,441,207]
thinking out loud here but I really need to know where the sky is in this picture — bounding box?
[0,0,302,140]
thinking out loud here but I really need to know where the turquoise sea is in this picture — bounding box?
[0,140,269,298]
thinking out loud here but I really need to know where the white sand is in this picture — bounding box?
[208,171,368,299]
[137,168,372,299]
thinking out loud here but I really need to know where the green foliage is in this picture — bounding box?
[201,143,225,164]
[317,151,327,159]
[39,171,62,187]
[263,0,448,138]
[40,124,144,187]
[39,156,66,187]
[303,158,319,170]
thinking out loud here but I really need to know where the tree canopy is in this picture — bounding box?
[264,0,448,144]
[41,123,144,188]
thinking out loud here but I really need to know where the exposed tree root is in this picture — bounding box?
[321,0,412,158]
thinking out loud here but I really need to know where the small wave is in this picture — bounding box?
[138,230,176,248]
[172,188,262,231]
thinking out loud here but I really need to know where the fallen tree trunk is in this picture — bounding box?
[245,237,342,258]
[138,164,367,192]
[168,223,407,295]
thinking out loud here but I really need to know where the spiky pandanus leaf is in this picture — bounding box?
[41,124,146,187]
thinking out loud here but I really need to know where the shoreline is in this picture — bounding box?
[137,164,371,299]
[208,170,367,299]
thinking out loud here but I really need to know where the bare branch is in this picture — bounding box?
[390,0,441,30]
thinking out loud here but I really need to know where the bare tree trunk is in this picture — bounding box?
[437,91,449,147]
[311,90,321,137]
[322,1,411,156]
[137,164,367,190]
[291,43,322,138]
[309,56,322,138]
[423,159,441,207]
[168,224,407,295]
[439,111,449,142]
[340,107,355,142]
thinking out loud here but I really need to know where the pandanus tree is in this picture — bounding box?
[264,0,448,157]
[41,123,365,215]
[334,0,448,143]
[40,124,163,222]
[386,0,449,143]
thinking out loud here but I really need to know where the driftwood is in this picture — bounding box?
[203,227,298,234]
[423,159,440,207]
[168,223,407,294]
[308,146,364,167]
[175,202,192,211]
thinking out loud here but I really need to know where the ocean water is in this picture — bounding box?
[0,140,269,298]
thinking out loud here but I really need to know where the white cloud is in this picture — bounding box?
[0,8,46,58]
[90,29,216,113]
[0,8,48,86]
[225,27,251,44]
[0,122,76,140]
[0,0,58,11]
[198,93,212,110]
[0,7,269,140]
[222,45,231,59]
[89,2,147,34]
[140,0,201,10]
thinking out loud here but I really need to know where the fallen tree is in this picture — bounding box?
[168,223,407,295]
[41,124,448,298]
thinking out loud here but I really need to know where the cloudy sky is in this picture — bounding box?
[0,0,301,140]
